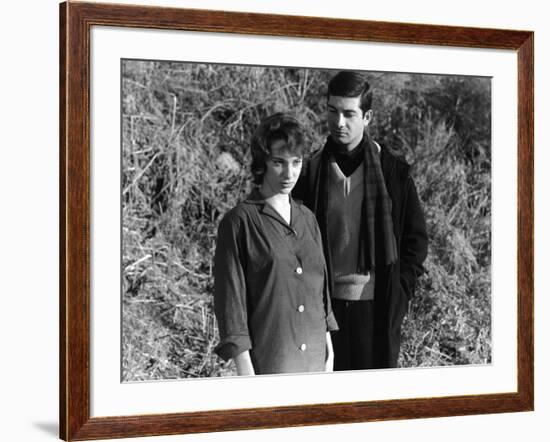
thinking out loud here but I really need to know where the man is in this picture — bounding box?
[293,71,428,370]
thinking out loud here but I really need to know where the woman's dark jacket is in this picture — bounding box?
[293,144,428,368]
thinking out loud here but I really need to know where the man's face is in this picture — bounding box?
[327,95,371,151]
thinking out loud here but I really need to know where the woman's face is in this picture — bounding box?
[260,139,303,197]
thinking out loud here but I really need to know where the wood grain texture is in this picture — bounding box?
[74,1,531,49]
[59,2,67,439]
[517,33,535,411]
[59,1,534,440]
[72,393,527,440]
[61,1,92,439]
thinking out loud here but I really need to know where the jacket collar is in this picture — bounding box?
[245,187,298,207]
[244,188,300,222]
[243,188,266,205]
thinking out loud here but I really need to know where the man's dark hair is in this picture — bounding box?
[327,71,373,114]
[250,112,306,185]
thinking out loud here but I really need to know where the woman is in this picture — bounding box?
[213,113,338,375]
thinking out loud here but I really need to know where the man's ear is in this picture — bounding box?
[363,109,373,127]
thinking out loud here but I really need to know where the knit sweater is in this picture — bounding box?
[327,158,375,301]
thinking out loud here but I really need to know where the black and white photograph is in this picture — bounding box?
[121,61,492,381]
[6,0,546,440]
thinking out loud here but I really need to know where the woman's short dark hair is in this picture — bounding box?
[327,71,373,114]
[250,113,306,185]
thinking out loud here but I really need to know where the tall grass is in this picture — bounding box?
[121,60,491,380]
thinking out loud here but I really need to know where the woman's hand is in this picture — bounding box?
[234,350,256,376]
[325,332,334,372]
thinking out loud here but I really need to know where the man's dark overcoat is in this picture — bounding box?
[293,144,428,368]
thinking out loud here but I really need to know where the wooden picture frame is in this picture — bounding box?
[60,1,534,440]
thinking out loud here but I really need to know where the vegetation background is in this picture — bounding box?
[121,60,491,381]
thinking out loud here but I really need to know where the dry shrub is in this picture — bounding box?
[121,61,492,379]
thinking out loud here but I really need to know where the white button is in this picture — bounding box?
[296,267,303,275]
[300,343,307,351]
[298,305,305,313]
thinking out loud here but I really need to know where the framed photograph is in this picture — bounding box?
[60,1,533,440]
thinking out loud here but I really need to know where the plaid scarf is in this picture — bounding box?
[314,133,397,272]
